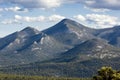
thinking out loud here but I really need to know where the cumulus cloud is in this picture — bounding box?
[15,15,45,22]
[74,14,120,28]
[0,6,28,12]
[2,12,120,29]
[48,14,65,22]
[0,0,61,9]
[1,15,45,24]
[73,15,86,22]
[83,0,120,10]
[39,0,61,9]
[4,6,28,12]
[1,14,65,24]
[1,19,20,24]
[86,14,120,28]
[0,0,120,10]
[84,6,110,12]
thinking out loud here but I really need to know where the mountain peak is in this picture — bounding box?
[20,26,40,34]
[60,18,78,25]
[16,27,40,38]
[21,26,38,32]
[43,18,94,38]
[59,18,89,29]
[60,18,74,22]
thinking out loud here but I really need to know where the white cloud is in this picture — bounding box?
[1,19,20,24]
[0,0,120,10]
[4,6,28,12]
[0,6,28,12]
[84,6,110,12]
[48,14,65,22]
[15,15,45,22]
[1,15,45,24]
[83,0,120,10]
[74,14,120,28]
[2,13,120,29]
[1,14,65,24]
[0,0,61,9]
[39,0,61,9]
[86,14,120,28]
[73,15,86,22]
[15,15,22,20]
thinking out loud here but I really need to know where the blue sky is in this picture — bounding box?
[0,0,120,37]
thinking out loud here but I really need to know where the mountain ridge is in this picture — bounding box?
[0,19,120,77]
[0,18,120,67]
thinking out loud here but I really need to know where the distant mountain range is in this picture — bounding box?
[0,19,120,77]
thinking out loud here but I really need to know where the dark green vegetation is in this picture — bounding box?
[93,67,120,80]
[0,74,90,80]
[1,58,120,78]
[0,67,120,80]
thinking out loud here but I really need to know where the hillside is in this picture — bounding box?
[0,19,120,77]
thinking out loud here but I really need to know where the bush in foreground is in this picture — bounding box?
[93,67,120,80]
